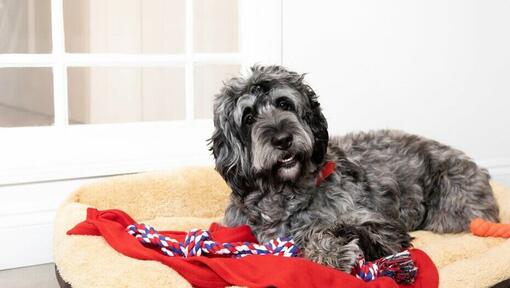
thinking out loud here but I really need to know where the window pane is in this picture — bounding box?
[64,0,185,53]
[0,68,54,127]
[194,0,239,53]
[68,67,185,124]
[0,0,52,53]
[194,64,240,119]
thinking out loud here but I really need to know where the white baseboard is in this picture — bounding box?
[493,174,510,187]
[0,177,106,270]
[483,159,510,187]
[0,223,54,270]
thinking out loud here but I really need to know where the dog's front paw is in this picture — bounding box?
[303,227,363,272]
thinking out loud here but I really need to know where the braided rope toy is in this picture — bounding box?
[470,218,510,238]
[127,223,417,283]
[127,223,299,257]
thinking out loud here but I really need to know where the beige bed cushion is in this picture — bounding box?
[54,167,510,288]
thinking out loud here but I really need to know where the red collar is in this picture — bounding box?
[315,161,336,187]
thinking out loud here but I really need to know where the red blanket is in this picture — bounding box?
[67,208,438,288]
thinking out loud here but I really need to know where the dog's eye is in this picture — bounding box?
[276,98,294,111]
[243,112,255,126]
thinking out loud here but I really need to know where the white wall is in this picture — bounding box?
[282,0,510,185]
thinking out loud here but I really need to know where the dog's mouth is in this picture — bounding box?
[277,152,297,168]
[275,152,302,181]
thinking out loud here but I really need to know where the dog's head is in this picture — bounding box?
[209,65,328,196]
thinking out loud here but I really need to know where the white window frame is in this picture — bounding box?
[0,0,283,186]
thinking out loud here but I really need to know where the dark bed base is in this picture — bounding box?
[54,264,510,288]
[54,265,72,288]
[492,279,510,288]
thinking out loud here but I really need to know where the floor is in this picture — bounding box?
[0,263,59,288]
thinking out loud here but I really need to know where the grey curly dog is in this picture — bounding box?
[209,65,500,272]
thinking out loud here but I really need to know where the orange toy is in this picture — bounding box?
[470,218,510,238]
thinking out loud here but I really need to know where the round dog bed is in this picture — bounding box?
[54,167,510,287]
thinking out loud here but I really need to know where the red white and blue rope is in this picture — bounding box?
[127,223,299,258]
[127,223,417,284]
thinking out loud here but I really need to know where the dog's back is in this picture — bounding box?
[331,129,500,232]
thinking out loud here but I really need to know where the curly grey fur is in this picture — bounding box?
[209,65,500,272]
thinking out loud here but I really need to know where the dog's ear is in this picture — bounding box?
[209,86,254,198]
[303,85,329,165]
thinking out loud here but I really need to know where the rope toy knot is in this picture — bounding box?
[352,250,417,284]
[127,223,299,258]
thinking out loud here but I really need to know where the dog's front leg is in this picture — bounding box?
[300,211,412,272]
[300,222,364,272]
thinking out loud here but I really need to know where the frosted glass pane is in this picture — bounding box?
[64,0,185,53]
[0,0,52,53]
[194,64,240,119]
[194,0,239,53]
[0,68,54,127]
[68,67,185,124]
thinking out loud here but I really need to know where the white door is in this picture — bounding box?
[0,0,282,269]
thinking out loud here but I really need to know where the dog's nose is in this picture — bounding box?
[271,132,293,150]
